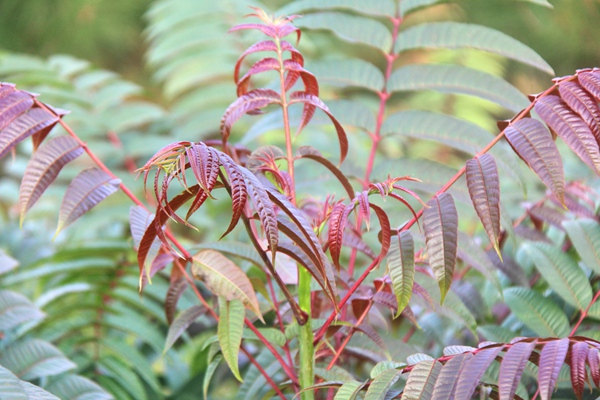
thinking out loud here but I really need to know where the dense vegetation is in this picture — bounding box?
[2,1,600,399]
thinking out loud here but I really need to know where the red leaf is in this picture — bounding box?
[0,108,59,159]
[454,346,504,399]
[289,92,348,163]
[466,153,501,255]
[369,203,391,258]
[242,168,278,261]
[559,81,600,144]
[498,341,536,400]
[220,89,280,143]
[19,136,83,223]
[578,70,600,101]
[218,152,248,239]
[423,193,458,303]
[343,228,376,259]
[165,276,188,325]
[431,352,473,399]
[538,338,569,400]
[234,40,278,83]
[0,90,34,132]
[504,118,565,205]
[535,95,600,175]
[229,23,278,38]
[55,168,120,236]
[237,57,281,96]
[357,191,370,230]
[588,348,600,388]
[570,341,589,399]
[328,202,352,270]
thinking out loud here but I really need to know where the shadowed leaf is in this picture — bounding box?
[431,352,473,400]
[454,346,504,399]
[0,339,76,380]
[218,298,245,382]
[297,146,354,198]
[424,193,458,303]
[55,168,120,236]
[218,152,248,238]
[504,287,569,337]
[504,118,565,204]
[498,341,536,400]
[563,218,600,274]
[165,277,188,325]
[538,338,569,400]
[192,250,262,320]
[164,305,206,353]
[45,374,112,400]
[388,231,414,317]
[570,341,589,399]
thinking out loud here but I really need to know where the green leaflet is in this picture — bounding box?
[395,22,554,75]
[523,242,592,310]
[0,364,57,400]
[457,232,502,296]
[164,305,206,353]
[203,354,223,398]
[278,0,396,17]
[310,59,384,92]
[242,327,286,347]
[504,287,570,337]
[364,368,401,400]
[370,361,406,379]
[237,348,282,400]
[100,356,147,400]
[387,64,529,112]
[400,0,552,17]
[0,339,76,381]
[295,12,392,51]
[563,218,600,274]
[327,100,376,132]
[334,380,366,400]
[388,231,415,317]
[402,360,442,400]
[46,375,112,400]
[218,297,245,382]
[0,290,45,331]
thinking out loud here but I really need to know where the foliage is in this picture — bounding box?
[2,1,600,399]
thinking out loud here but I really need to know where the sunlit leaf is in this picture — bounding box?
[424,193,458,303]
[0,107,59,159]
[218,298,245,382]
[395,22,553,74]
[559,81,600,143]
[55,168,120,236]
[504,287,569,337]
[220,89,280,143]
[192,250,262,320]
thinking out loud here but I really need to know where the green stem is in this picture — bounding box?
[298,267,314,400]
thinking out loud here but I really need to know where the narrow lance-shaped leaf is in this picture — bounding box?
[424,193,458,303]
[369,203,391,259]
[328,202,352,270]
[504,118,565,205]
[454,346,504,400]
[570,341,589,400]
[588,348,600,389]
[431,352,473,400]
[297,146,354,198]
[55,168,120,236]
[535,95,600,175]
[388,231,414,317]
[0,107,59,160]
[363,368,401,400]
[165,276,188,325]
[499,340,536,400]
[217,298,245,382]
[220,89,280,143]
[164,305,206,353]
[558,81,600,143]
[192,249,263,321]
[538,338,569,400]
[402,360,442,400]
[203,354,223,398]
[218,152,248,238]
[19,136,83,223]
[334,380,366,400]
[466,154,501,255]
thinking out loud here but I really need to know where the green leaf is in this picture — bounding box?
[242,327,286,347]
[237,348,282,400]
[424,193,458,303]
[402,360,442,400]
[203,354,222,398]
[311,59,384,92]
[218,297,245,382]
[370,361,406,379]
[523,242,592,310]
[364,368,401,400]
[395,22,553,75]
[504,287,570,337]
[0,339,76,380]
[295,12,392,51]
[400,0,552,17]
[328,100,376,132]
[457,232,502,295]
[164,305,206,353]
[0,250,18,275]
[46,374,112,400]
[334,380,366,400]
[563,218,600,274]
[0,290,45,331]
[279,0,396,17]
[99,356,146,400]
[387,64,528,112]
[388,231,415,317]
[192,249,262,320]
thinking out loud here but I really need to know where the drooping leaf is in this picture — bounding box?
[562,218,600,274]
[164,305,206,353]
[431,352,473,400]
[328,202,352,270]
[535,95,600,175]
[465,154,501,254]
[295,12,392,51]
[220,89,280,143]
[363,368,401,400]
[55,168,120,236]
[192,249,262,320]
[523,242,592,310]
[388,231,414,317]
[559,81,600,143]
[538,338,569,400]
[387,64,528,112]
[454,346,504,399]
[289,91,348,163]
[0,90,34,132]
[0,290,45,331]
[570,341,589,399]
[370,203,391,259]
[217,298,245,382]
[217,152,248,238]
[504,287,570,337]
[46,374,112,400]
[424,193,458,303]
[165,276,187,325]
[395,22,553,74]
[504,118,565,204]
[0,339,76,380]
[0,107,59,159]
[577,70,600,102]
[402,360,442,400]
[498,340,536,400]
[19,136,83,223]
[310,59,384,92]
